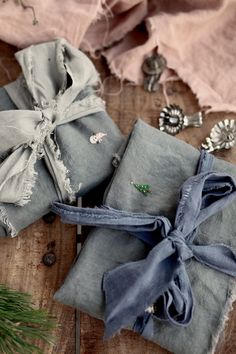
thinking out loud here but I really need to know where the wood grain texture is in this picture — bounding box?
[0,41,235,354]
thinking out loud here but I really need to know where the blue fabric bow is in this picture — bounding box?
[52,167,236,339]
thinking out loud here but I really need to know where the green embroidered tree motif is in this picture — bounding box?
[131,181,151,196]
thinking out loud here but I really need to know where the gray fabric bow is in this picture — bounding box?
[0,39,105,206]
[52,168,236,339]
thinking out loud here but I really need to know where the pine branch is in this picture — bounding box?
[0,285,56,354]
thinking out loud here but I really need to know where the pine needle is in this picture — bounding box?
[0,285,56,354]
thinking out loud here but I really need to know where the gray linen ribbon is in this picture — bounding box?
[0,38,105,206]
[52,151,236,339]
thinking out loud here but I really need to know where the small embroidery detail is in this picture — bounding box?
[89,132,107,144]
[145,305,155,314]
[131,181,151,196]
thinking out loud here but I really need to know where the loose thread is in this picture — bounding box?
[97,76,136,97]
[162,81,170,106]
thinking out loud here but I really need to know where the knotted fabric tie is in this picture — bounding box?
[0,39,105,206]
[52,152,236,339]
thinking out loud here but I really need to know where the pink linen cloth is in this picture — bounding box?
[0,0,236,112]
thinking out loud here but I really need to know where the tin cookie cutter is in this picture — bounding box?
[202,119,236,152]
[159,104,203,135]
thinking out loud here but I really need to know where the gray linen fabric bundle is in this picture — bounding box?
[0,38,123,237]
[54,120,236,354]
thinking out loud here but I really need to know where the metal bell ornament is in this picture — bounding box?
[142,53,166,92]
[159,104,203,135]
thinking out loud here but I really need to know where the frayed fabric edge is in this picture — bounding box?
[207,279,236,354]
[154,28,236,114]
[54,154,76,204]
[15,151,38,207]
[46,136,76,204]
[0,206,17,237]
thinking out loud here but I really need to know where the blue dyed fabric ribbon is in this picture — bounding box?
[52,152,236,339]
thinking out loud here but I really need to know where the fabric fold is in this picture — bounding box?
[1,1,236,111]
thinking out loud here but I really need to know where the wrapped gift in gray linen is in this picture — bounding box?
[53,119,236,354]
[0,38,123,237]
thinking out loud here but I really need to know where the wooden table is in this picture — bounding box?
[0,41,236,354]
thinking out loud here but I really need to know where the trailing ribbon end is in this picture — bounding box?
[133,311,154,339]
[102,240,178,338]
[0,145,38,206]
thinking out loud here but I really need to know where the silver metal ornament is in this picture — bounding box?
[142,53,166,76]
[142,53,166,92]
[159,104,203,135]
[202,119,236,152]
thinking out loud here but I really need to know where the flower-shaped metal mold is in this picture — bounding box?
[202,119,236,152]
[159,104,203,135]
